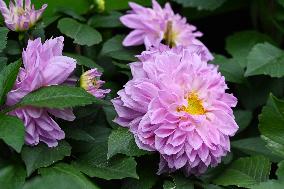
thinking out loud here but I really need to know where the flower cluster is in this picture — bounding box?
[0,0,47,31]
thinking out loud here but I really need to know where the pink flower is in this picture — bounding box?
[0,0,47,32]
[6,37,76,147]
[112,45,238,175]
[80,68,110,98]
[120,0,213,60]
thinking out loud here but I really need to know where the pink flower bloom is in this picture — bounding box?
[0,0,47,32]
[120,0,213,60]
[80,68,110,98]
[112,45,238,175]
[6,37,76,147]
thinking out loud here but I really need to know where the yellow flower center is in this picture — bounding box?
[163,21,177,48]
[177,93,206,115]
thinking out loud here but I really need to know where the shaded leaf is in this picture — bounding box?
[173,0,226,10]
[0,163,26,189]
[88,11,123,28]
[65,53,103,71]
[234,110,253,133]
[0,27,8,52]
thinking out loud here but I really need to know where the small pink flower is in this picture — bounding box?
[80,69,110,98]
[112,45,238,175]
[6,37,76,147]
[120,0,212,60]
[0,0,47,32]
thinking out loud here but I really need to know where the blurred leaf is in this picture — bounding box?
[17,85,109,109]
[0,114,25,153]
[276,161,284,181]
[226,31,273,68]
[108,127,148,159]
[245,43,284,77]
[4,40,22,56]
[0,59,21,105]
[173,175,194,189]
[100,35,137,61]
[56,7,86,22]
[72,124,138,180]
[0,57,7,71]
[234,110,253,133]
[21,141,71,176]
[0,27,8,52]
[232,137,282,162]
[58,18,102,46]
[259,94,284,158]
[163,180,175,189]
[65,53,103,71]
[0,163,26,189]
[64,126,95,142]
[173,0,226,10]
[103,105,119,128]
[88,11,123,28]
[39,163,100,189]
[105,0,153,11]
[213,156,271,188]
[211,55,244,83]
[250,180,284,189]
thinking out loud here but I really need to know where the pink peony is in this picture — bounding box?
[0,0,47,32]
[120,0,213,60]
[6,37,76,147]
[112,45,238,175]
[80,68,110,98]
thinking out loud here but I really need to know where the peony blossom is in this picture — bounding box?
[112,45,238,175]
[80,68,110,98]
[6,37,76,147]
[0,0,47,32]
[120,0,213,60]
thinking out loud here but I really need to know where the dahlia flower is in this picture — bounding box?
[120,0,212,59]
[112,45,238,175]
[6,37,76,147]
[0,0,47,32]
[80,68,110,98]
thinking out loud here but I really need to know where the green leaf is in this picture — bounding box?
[232,137,282,162]
[108,127,148,159]
[58,18,102,46]
[63,126,95,142]
[250,180,284,189]
[276,161,284,181]
[0,59,21,105]
[234,110,253,133]
[105,0,152,11]
[0,57,7,71]
[211,55,244,83]
[0,163,26,189]
[259,94,284,158]
[56,7,86,22]
[17,85,109,109]
[0,27,8,52]
[173,0,226,10]
[245,43,284,77]
[213,156,271,188]
[39,163,100,189]
[100,35,137,61]
[65,53,103,71]
[226,31,273,68]
[163,180,175,189]
[21,141,71,176]
[0,114,25,153]
[173,175,194,189]
[5,40,22,56]
[88,11,123,28]
[72,124,138,180]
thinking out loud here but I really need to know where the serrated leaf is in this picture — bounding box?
[226,31,273,68]
[88,11,123,28]
[65,53,103,71]
[21,141,71,176]
[213,156,271,188]
[39,163,100,189]
[173,0,226,10]
[259,94,284,158]
[211,55,244,83]
[232,137,282,162]
[234,110,252,133]
[108,127,148,159]
[0,59,21,105]
[0,163,26,189]
[0,27,9,52]
[245,43,284,77]
[17,85,109,109]
[0,114,25,153]
[58,18,102,46]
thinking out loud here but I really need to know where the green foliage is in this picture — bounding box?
[58,18,102,46]
[0,27,8,52]
[0,163,26,189]
[0,114,25,153]
[21,141,71,176]
[173,0,226,10]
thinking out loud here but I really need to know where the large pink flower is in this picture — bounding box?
[112,45,238,175]
[0,0,47,32]
[6,37,76,147]
[120,0,212,60]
